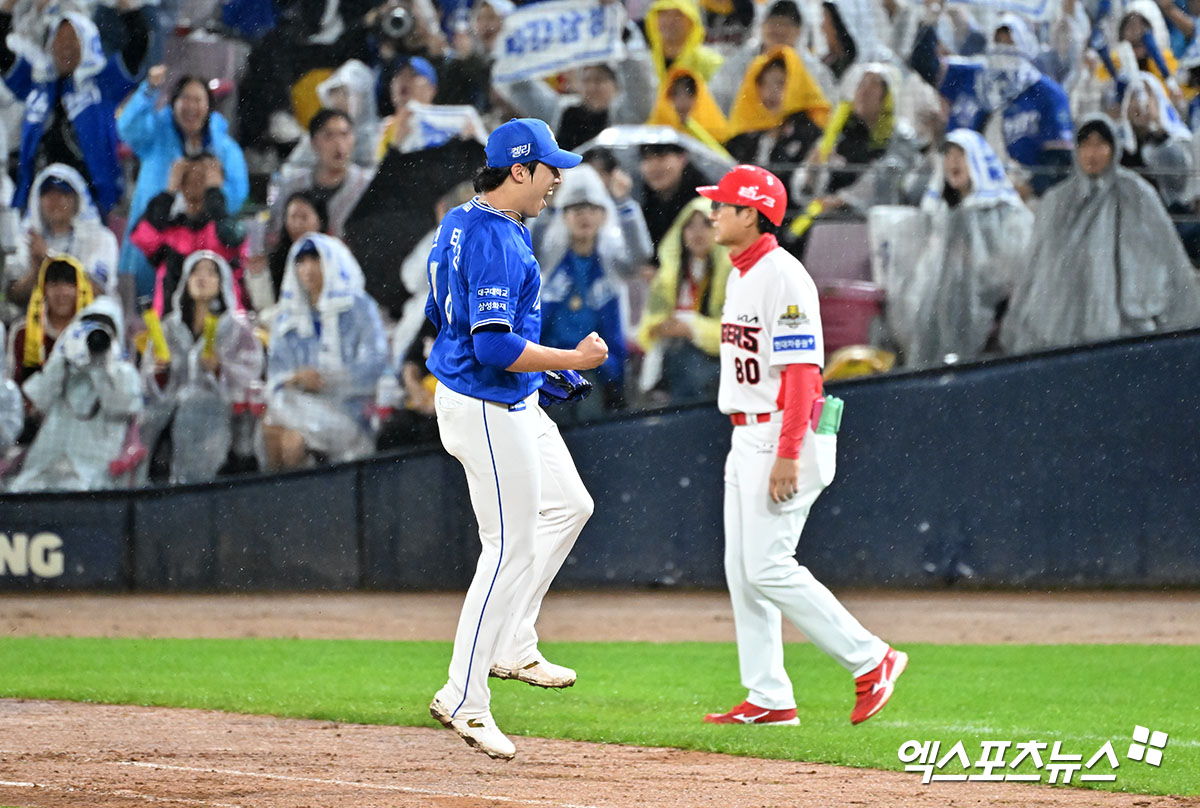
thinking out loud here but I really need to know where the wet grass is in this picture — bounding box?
[0,638,1195,795]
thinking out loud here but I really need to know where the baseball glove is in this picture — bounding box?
[538,369,593,407]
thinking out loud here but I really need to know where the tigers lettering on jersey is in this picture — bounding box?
[721,323,761,352]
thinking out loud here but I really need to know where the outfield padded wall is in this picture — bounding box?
[0,329,1197,591]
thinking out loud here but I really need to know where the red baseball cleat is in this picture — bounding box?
[851,647,908,725]
[704,700,799,726]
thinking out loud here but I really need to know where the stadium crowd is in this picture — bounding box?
[0,0,1198,491]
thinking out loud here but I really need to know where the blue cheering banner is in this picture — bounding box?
[948,0,1053,21]
[492,0,627,84]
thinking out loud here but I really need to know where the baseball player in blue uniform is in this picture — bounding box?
[426,118,609,760]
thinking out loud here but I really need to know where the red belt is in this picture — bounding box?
[730,412,777,426]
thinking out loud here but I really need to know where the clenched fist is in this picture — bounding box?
[573,332,608,370]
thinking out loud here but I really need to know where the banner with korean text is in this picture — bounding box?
[492,0,627,84]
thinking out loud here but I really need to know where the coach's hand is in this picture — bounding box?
[572,332,609,370]
[769,456,801,504]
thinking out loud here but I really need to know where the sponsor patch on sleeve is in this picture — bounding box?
[773,334,816,352]
[477,286,510,298]
[477,300,509,314]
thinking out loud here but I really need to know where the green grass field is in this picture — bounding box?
[0,637,1196,796]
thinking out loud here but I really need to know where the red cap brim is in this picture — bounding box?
[696,185,738,204]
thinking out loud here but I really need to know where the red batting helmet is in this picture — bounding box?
[696,164,788,226]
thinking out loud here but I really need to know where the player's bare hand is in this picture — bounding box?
[769,456,801,504]
[572,332,608,370]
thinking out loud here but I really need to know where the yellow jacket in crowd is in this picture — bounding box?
[638,197,731,357]
[728,45,831,139]
[647,67,732,157]
[644,0,724,82]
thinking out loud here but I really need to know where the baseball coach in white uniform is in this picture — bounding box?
[697,164,907,727]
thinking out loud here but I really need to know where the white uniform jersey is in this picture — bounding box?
[717,246,824,415]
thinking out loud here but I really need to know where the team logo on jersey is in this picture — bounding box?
[737,185,776,208]
[778,305,808,328]
[509,143,533,159]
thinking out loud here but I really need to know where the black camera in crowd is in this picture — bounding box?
[379,6,414,40]
[81,316,117,359]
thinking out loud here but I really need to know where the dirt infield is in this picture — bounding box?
[2,590,1198,808]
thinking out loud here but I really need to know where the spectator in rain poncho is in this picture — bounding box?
[6,164,118,308]
[9,296,141,492]
[646,68,731,158]
[910,10,1075,197]
[643,0,724,82]
[531,164,652,412]
[8,255,92,386]
[894,129,1033,367]
[0,4,150,216]
[283,60,381,171]
[139,251,263,484]
[1118,71,1194,212]
[636,196,730,401]
[118,70,250,300]
[0,320,24,472]
[1001,115,1200,354]
[262,234,387,469]
[710,0,837,110]
[1102,1,1179,93]
[821,0,892,81]
[794,62,923,214]
[723,46,832,189]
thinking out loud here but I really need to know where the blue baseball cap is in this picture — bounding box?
[485,118,583,169]
[405,56,438,87]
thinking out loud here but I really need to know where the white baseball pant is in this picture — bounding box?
[724,420,888,710]
[433,383,593,720]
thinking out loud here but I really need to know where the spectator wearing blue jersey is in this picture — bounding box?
[0,0,150,217]
[117,66,251,302]
[533,164,652,415]
[425,118,608,761]
[262,234,387,469]
[910,10,1075,197]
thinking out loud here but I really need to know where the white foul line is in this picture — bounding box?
[0,780,244,808]
[114,761,602,808]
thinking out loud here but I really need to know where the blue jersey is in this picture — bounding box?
[941,61,1073,168]
[425,197,543,404]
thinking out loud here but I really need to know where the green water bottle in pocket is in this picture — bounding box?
[815,395,844,436]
